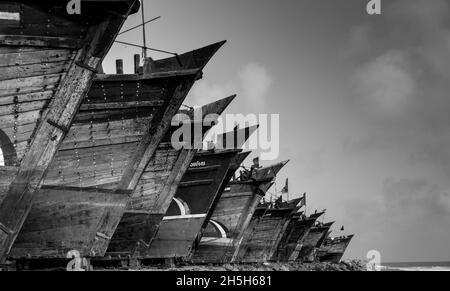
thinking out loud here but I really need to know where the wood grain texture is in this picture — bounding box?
[0,0,139,262]
[233,208,295,263]
[193,161,289,264]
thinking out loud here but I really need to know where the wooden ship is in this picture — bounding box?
[282,211,325,262]
[0,2,356,270]
[192,160,289,264]
[104,96,236,261]
[142,146,251,261]
[317,234,354,263]
[7,42,226,262]
[231,198,302,264]
[295,221,334,262]
[0,0,141,262]
[138,125,259,263]
[271,206,325,262]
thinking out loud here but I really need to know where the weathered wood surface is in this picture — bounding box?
[107,96,235,257]
[295,222,334,262]
[91,42,227,257]
[0,0,139,262]
[116,41,227,193]
[141,149,241,260]
[232,208,297,264]
[271,216,317,262]
[286,212,324,262]
[317,235,354,263]
[8,42,227,260]
[8,186,129,259]
[193,161,289,264]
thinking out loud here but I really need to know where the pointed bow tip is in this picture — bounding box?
[201,94,236,116]
[215,40,228,48]
[325,221,336,227]
[194,40,228,68]
[215,94,236,113]
[281,160,290,166]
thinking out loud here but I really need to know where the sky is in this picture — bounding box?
[99,0,450,263]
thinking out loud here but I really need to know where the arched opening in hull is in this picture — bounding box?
[0,129,17,166]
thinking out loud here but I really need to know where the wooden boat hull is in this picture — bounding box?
[141,150,241,260]
[192,183,268,264]
[317,235,354,263]
[0,0,139,261]
[143,215,205,259]
[192,161,289,264]
[8,42,226,260]
[271,217,316,262]
[107,96,235,257]
[295,223,334,262]
[9,186,129,258]
[233,208,296,264]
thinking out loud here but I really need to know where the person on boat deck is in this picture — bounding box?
[251,157,261,172]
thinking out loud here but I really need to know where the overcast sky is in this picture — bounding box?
[100,0,450,263]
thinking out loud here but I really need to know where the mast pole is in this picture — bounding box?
[141,0,147,59]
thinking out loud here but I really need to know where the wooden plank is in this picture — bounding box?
[0,91,54,106]
[79,100,163,111]
[0,35,83,49]
[0,110,42,129]
[9,187,128,259]
[0,100,49,117]
[0,49,74,68]
[0,73,63,94]
[0,61,70,81]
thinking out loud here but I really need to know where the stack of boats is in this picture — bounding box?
[0,0,353,270]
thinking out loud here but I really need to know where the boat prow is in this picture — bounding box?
[151,41,227,74]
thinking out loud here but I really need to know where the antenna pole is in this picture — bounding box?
[141,0,147,59]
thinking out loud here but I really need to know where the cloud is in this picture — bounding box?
[189,80,234,107]
[345,0,450,143]
[382,178,450,224]
[340,1,450,260]
[354,50,415,116]
[409,135,450,177]
[296,149,325,179]
[188,63,273,113]
[238,63,273,107]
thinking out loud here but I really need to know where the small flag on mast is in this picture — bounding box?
[281,178,289,194]
[341,226,345,232]
[299,193,306,209]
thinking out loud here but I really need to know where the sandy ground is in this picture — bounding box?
[134,261,366,271]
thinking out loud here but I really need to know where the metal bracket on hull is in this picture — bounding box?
[75,61,98,74]
[96,232,112,241]
[0,223,14,235]
[47,119,69,134]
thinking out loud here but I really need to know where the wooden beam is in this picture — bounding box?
[0,4,137,262]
